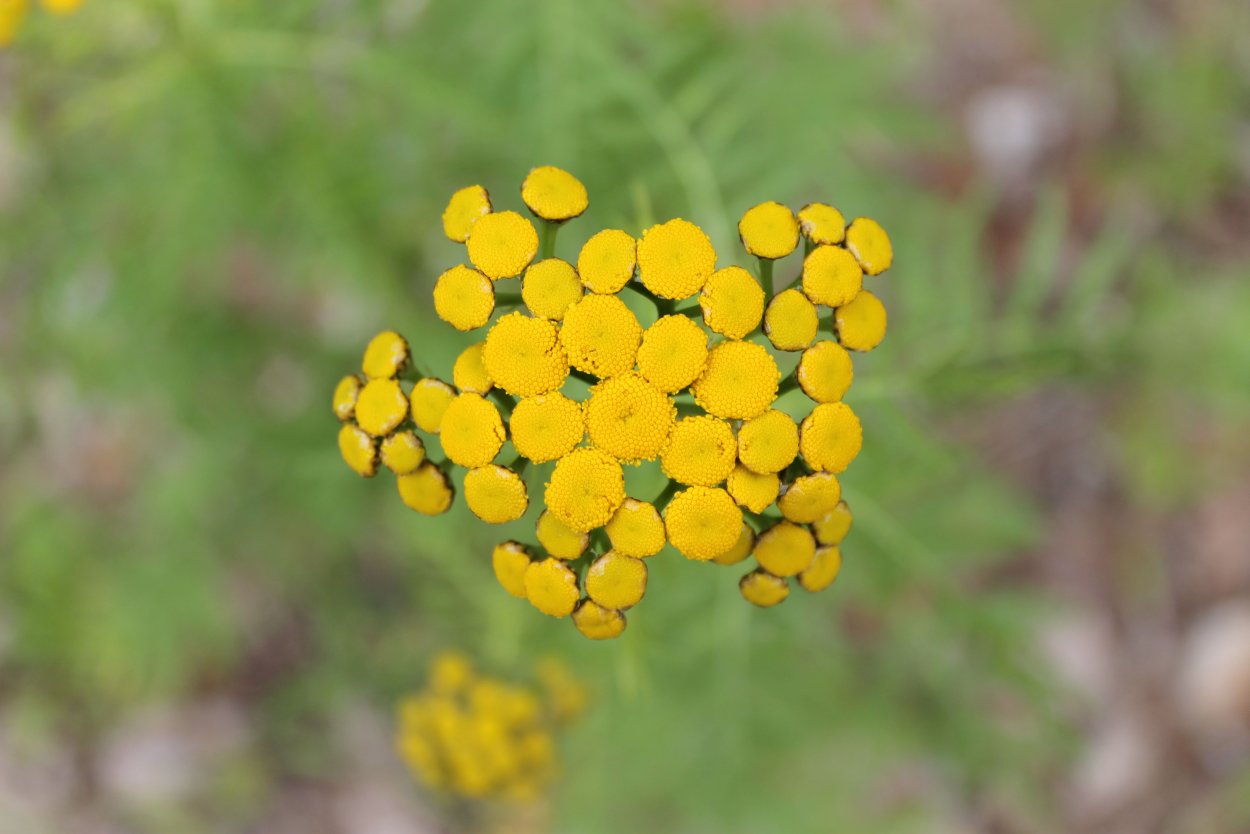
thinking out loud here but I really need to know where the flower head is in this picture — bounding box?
[726,464,779,514]
[797,202,846,246]
[492,541,533,599]
[797,340,854,403]
[584,372,675,463]
[332,374,363,422]
[637,218,716,300]
[521,166,588,222]
[660,415,736,486]
[777,472,841,523]
[572,599,626,640]
[764,288,818,351]
[397,463,455,515]
[738,201,799,259]
[737,408,799,474]
[845,217,893,275]
[544,448,626,533]
[453,342,493,395]
[434,265,495,331]
[754,521,817,577]
[797,546,842,592]
[664,486,742,561]
[464,464,529,524]
[700,265,765,340]
[482,312,569,397]
[739,569,789,607]
[577,229,636,294]
[524,558,580,618]
[509,392,584,464]
[409,378,456,433]
[813,500,853,546]
[835,289,887,352]
[440,393,507,468]
[604,498,666,558]
[586,551,647,610]
[381,430,426,475]
[801,245,862,308]
[691,340,779,420]
[467,210,539,280]
[711,522,755,566]
[356,378,410,437]
[338,424,378,477]
[635,314,708,394]
[523,258,583,320]
[799,402,863,473]
[362,330,411,379]
[442,185,491,243]
[559,293,642,379]
[536,510,589,560]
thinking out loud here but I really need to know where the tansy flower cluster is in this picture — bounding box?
[396,652,585,802]
[0,0,84,46]
[332,166,892,639]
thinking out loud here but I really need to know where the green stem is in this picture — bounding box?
[509,454,529,474]
[676,402,703,417]
[540,220,559,260]
[496,291,523,307]
[488,388,517,414]
[624,282,675,316]
[804,238,815,257]
[758,258,774,297]
[653,479,680,511]
[776,373,800,396]
[672,302,702,318]
[570,368,597,385]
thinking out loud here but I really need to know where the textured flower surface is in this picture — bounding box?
[331,166,893,637]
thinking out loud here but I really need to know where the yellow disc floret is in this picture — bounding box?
[523,258,583,320]
[738,201,799,259]
[439,393,507,468]
[355,378,409,437]
[797,202,846,246]
[453,342,494,394]
[467,210,539,280]
[584,373,675,463]
[381,430,426,475]
[524,558,580,618]
[835,290,887,352]
[338,423,378,477]
[536,510,589,560]
[663,486,742,561]
[764,288,818,351]
[711,523,755,566]
[798,546,842,592]
[410,378,456,433]
[604,498,666,558]
[754,521,816,577]
[725,464,779,514]
[397,463,455,515]
[737,408,799,474]
[521,166,589,222]
[333,374,363,421]
[799,402,863,473]
[700,266,765,340]
[797,340,854,403]
[777,472,842,523]
[482,312,569,397]
[361,330,410,379]
[660,415,736,486]
[691,340,780,420]
[635,315,708,394]
[801,245,863,308]
[434,265,495,331]
[544,448,626,533]
[572,599,627,640]
[492,541,533,599]
[464,465,529,524]
[845,217,893,275]
[636,218,716,300]
[585,552,647,610]
[559,294,642,379]
[442,185,492,243]
[509,393,584,464]
[739,569,789,607]
[577,229,636,295]
[813,500,853,546]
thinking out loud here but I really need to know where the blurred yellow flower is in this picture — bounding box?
[604,498,666,558]
[408,378,456,433]
[396,463,455,515]
[845,216,893,275]
[586,551,648,610]
[452,341,493,394]
[536,509,589,560]
[778,471,842,524]
[572,599,627,640]
[380,430,426,475]
[813,500,854,546]
[337,423,378,477]
[492,541,533,599]
[835,289,888,352]
[798,545,843,592]
[739,568,790,607]
[525,558,580,618]
[711,522,755,566]
[754,521,817,577]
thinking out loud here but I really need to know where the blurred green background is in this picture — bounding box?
[2,1,1249,832]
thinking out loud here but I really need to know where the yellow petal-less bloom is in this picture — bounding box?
[725,464,779,514]
[835,289,888,352]
[764,288,819,351]
[439,393,507,468]
[754,521,817,577]
[544,448,626,533]
[813,500,853,546]
[452,342,493,394]
[798,546,842,592]
[361,330,410,380]
[0,0,25,45]
[800,402,863,474]
[738,201,799,260]
[604,498,666,558]
[660,415,736,487]
[737,408,799,474]
[797,340,854,403]
[536,510,589,560]
[434,265,495,331]
[636,218,717,300]
[845,217,893,275]
[523,258,583,320]
[584,373,675,463]
[397,463,455,515]
[739,569,790,607]
[466,210,540,280]
[559,294,642,379]
[778,472,842,524]
[409,378,456,433]
[355,378,409,437]
[492,541,533,599]
[524,558,580,618]
[332,374,363,421]
[509,392,584,464]
[521,166,589,222]
[429,651,474,694]
[381,430,427,475]
[691,340,780,420]
[801,245,863,308]
[635,315,708,394]
[797,202,847,246]
[482,312,569,397]
[577,229,636,294]
[572,599,627,640]
[464,465,529,524]
[664,486,742,561]
[442,185,492,243]
[700,266,765,340]
[338,423,378,477]
[711,522,755,566]
[586,552,647,610]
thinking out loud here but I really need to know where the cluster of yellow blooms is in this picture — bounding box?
[0,0,83,45]
[333,166,891,639]
[396,652,585,802]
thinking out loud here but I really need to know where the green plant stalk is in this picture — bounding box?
[758,258,774,297]
[540,220,559,259]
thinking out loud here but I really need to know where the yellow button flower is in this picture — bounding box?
[636,218,716,300]
[509,392,584,464]
[524,558,580,618]
[332,374,362,421]
[452,342,493,394]
[429,651,474,693]
[797,340,854,403]
[636,314,708,394]
[0,1,24,45]
[754,521,817,577]
[799,402,862,473]
[739,569,789,607]
[584,373,675,463]
[778,472,842,523]
[397,463,455,515]
[360,330,409,380]
[482,312,569,397]
[521,166,589,222]
[797,202,846,246]
[845,216,893,275]
[736,408,799,474]
[725,464,779,514]
[691,340,779,420]
[605,498,666,558]
[801,245,863,308]
[586,552,647,610]
[764,288,818,351]
[559,294,642,379]
[813,500,853,546]
[523,258,583,320]
[464,465,529,524]
[442,185,492,243]
[439,393,507,468]
[338,423,378,477]
[700,265,765,340]
[664,486,742,561]
[798,546,842,592]
[355,378,409,437]
[572,599,627,640]
[434,265,495,331]
[492,541,533,599]
[577,229,636,294]
[409,378,456,433]
[835,289,887,352]
[381,430,426,475]
[536,510,588,560]
[738,201,799,259]
[661,415,736,486]
[544,448,626,533]
[466,210,539,280]
[711,522,755,566]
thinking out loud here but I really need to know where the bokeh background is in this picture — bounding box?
[2,1,1249,832]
